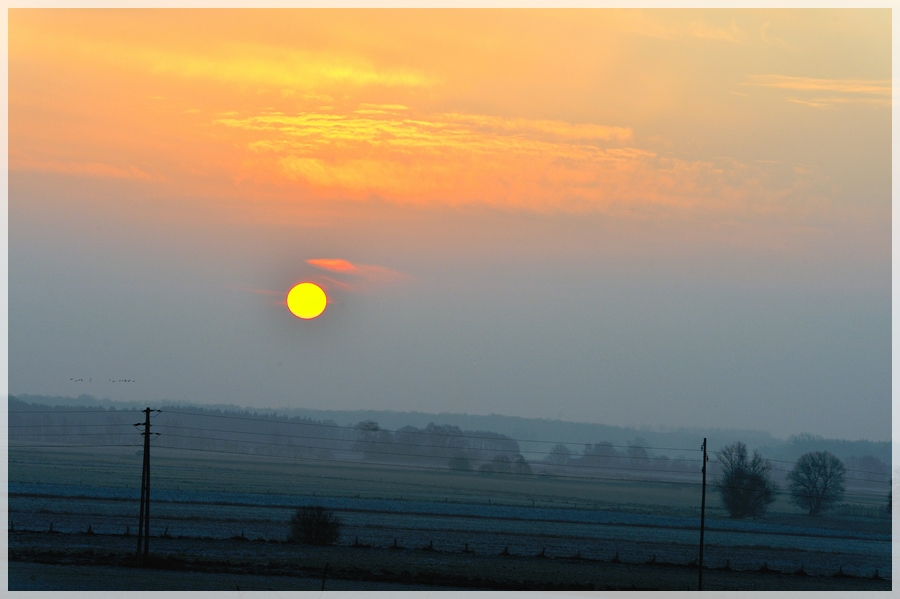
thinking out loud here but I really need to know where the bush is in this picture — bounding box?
[288,505,342,545]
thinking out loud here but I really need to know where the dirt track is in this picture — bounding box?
[7,530,891,591]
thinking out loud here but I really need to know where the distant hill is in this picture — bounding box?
[8,393,891,466]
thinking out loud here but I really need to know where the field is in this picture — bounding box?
[7,447,892,591]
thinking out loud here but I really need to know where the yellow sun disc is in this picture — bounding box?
[286,282,327,319]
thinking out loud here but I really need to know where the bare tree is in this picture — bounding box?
[715,442,777,519]
[788,451,845,516]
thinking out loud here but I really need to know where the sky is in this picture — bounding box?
[7,9,892,441]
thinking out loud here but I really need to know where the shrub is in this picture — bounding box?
[288,505,342,545]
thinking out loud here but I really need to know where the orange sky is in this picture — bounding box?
[7,9,892,439]
[9,9,890,233]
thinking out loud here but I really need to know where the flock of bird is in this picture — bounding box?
[69,378,135,383]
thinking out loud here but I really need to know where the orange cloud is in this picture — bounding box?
[307,258,409,286]
[217,109,644,209]
[216,107,829,221]
[11,17,433,92]
[306,258,359,274]
[8,9,883,232]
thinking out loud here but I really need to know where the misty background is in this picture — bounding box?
[7,10,891,444]
[9,394,891,492]
[9,173,889,442]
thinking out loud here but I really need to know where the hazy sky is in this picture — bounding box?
[7,9,891,441]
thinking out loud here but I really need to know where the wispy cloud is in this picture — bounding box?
[354,103,410,115]
[216,109,642,210]
[307,258,409,291]
[743,75,891,108]
[745,75,890,95]
[12,22,433,92]
[215,108,829,221]
[217,110,630,146]
[306,258,360,274]
[134,44,431,90]
[786,96,891,109]
[439,114,632,141]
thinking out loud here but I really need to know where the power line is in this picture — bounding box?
[10,406,890,476]
[709,458,889,479]
[142,443,889,504]
[152,425,703,463]
[2,428,685,471]
[7,441,888,505]
[9,409,139,414]
[10,432,147,438]
[763,464,889,483]
[8,423,136,429]
[8,424,700,472]
[8,420,890,480]
[156,431,702,476]
[8,423,887,481]
[764,455,888,468]
[149,443,703,487]
[9,443,140,449]
[109,451,900,505]
[161,408,703,454]
[11,408,652,452]
[706,457,890,482]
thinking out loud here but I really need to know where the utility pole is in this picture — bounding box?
[698,437,709,591]
[135,408,158,564]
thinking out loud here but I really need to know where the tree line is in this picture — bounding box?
[9,397,892,514]
[350,419,530,472]
[715,441,890,518]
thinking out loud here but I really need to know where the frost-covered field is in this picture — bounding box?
[9,481,890,578]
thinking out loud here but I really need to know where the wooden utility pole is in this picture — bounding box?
[698,437,709,590]
[135,408,154,564]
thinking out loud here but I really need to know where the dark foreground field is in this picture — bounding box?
[8,530,891,591]
[8,446,892,591]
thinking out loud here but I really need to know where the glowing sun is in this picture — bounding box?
[286,282,327,319]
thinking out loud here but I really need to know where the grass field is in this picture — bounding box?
[6,446,728,514]
[7,446,892,591]
[9,446,891,525]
